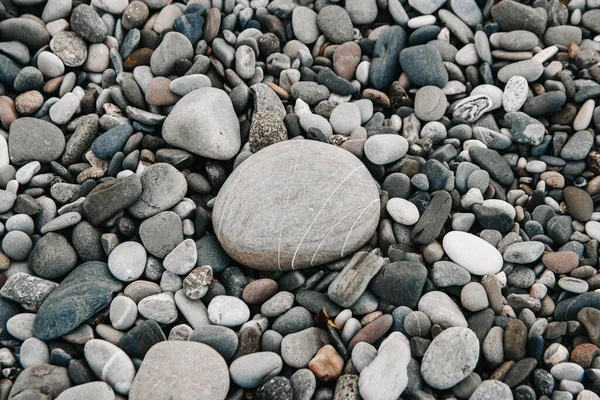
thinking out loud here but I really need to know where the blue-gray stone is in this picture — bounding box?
[554,292,600,321]
[369,26,407,89]
[175,12,204,45]
[196,235,232,273]
[399,45,448,88]
[0,298,21,339]
[91,124,134,160]
[33,261,123,340]
[189,325,238,360]
[0,54,21,85]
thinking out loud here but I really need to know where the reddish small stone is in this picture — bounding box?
[333,42,361,81]
[242,278,278,305]
[0,96,17,129]
[308,344,344,382]
[15,90,44,115]
[571,343,598,368]
[145,77,180,106]
[542,251,579,274]
[44,76,64,94]
[124,48,154,69]
[347,314,393,350]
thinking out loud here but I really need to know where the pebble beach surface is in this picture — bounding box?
[0,0,600,399]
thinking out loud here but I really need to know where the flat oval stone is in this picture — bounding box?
[207,295,250,327]
[212,140,380,271]
[443,231,503,275]
[55,382,114,400]
[162,87,240,160]
[230,352,283,388]
[9,117,65,164]
[418,291,468,328]
[364,134,409,165]
[33,262,123,340]
[84,339,135,395]
[421,327,479,389]
[129,341,229,400]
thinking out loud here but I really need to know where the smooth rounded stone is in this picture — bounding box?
[352,342,377,373]
[84,339,135,395]
[0,189,15,213]
[109,296,137,332]
[386,198,419,226]
[558,277,588,294]
[150,31,193,76]
[261,291,295,317]
[37,51,65,79]
[189,325,238,360]
[108,241,146,282]
[442,231,503,275]
[7,313,36,341]
[503,241,545,264]
[299,114,333,138]
[505,112,544,146]
[272,307,313,335]
[162,87,240,160]
[129,341,229,400]
[330,103,361,135]
[19,337,49,368]
[418,291,467,328]
[431,261,471,287]
[550,362,585,382]
[345,0,377,24]
[55,382,115,400]
[369,26,406,89]
[371,261,427,309]
[29,233,77,279]
[414,86,448,121]
[317,5,354,44]
[137,293,177,324]
[469,146,514,186]
[207,295,250,327]
[8,364,71,399]
[449,0,482,27]
[70,4,107,43]
[364,134,409,165]
[292,7,319,44]
[563,187,593,222]
[497,60,544,83]
[33,262,123,340]
[461,282,489,312]
[243,279,278,305]
[421,327,479,390]
[399,45,448,88]
[173,289,210,329]
[82,174,142,226]
[213,140,379,271]
[235,46,256,80]
[163,239,197,275]
[170,75,211,96]
[503,76,528,113]
[333,42,361,82]
[499,30,538,51]
[542,251,579,274]
[49,93,80,125]
[582,9,600,33]
[92,124,133,160]
[281,327,330,369]
[358,332,411,400]
[230,352,283,388]
[561,131,594,161]
[491,0,546,37]
[290,369,316,400]
[129,163,187,219]
[9,117,65,164]
[0,18,50,49]
[138,211,183,259]
[470,380,513,400]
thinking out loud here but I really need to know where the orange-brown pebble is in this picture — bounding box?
[540,171,565,189]
[267,82,288,99]
[242,278,278,305]
[360,311,382,326]
[0,96,17,129]
[15,90,44,115]
[308,345,344,382]
[586,176,600,197]
[44,76,64,94]
[145,77,180,106]
[490,360,515,381]
[571,343,598,368]
[362,89,390,108]
[348,314,393,350]
[542,251,579,274]
[124,48,154,69]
